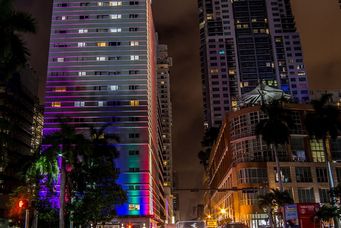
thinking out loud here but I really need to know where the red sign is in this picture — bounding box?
[297,203,320,228]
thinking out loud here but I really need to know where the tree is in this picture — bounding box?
[0,0,36,81]
[256,100,292,191]
[42,121,90,228]
[198,127,220,169]
[24,121,127,228]
[68,125,127,226]
[316,204,339,227]
[258,189,294,228]
[305,94,341,228]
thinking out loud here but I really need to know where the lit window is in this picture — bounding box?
[110,85,119,91]
[98,101,104,107]
[51,102,61,107]
[130,55,139,61]
[97,2,103,6]
[57,58,64,62]
[130,100,139,106]
[78,72,86,76]
[210,68,219,74]
[78,42,86,47]
[109,1,122,6]
[74,101,85,107]
[54,87,66,92]
[97,42,107,47]
[62,16,67,20]
[110,28,121,33]
[130,41,139,46]
[78,29,88,33]
[96,56,106,61]
[110,14,122,19]
[310,139,325,162]
[128,204,140,211]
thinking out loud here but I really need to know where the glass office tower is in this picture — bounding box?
[44,0,164,226]
[198,0,310,128]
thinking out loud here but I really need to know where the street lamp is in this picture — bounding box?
[220,208,227,215]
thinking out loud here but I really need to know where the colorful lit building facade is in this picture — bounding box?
[204,104,341,228]
[198,0,309,128]
[44,0,165,226]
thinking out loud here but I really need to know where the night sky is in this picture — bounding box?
[16,0,341,220]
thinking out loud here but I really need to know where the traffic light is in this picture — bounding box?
[18,199,28,209]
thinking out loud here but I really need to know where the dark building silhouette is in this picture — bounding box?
[0,70,43,224]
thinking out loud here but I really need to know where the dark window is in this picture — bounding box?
[108,42,121,46]
[296,167,312,182]
[129,133,140,139]
[57,3,68,7]
[129,168,140,172]
[316,168,328,182]
[129,150,139,155]
[129,85,138,90]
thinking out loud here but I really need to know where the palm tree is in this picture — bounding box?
[258,189,294,228]
[43,121,89,228]
[256,100,292,191]
[258,192,276,228]
[305,94,341,228]
[0,0,36,82]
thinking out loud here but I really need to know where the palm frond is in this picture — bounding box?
[8,11,36,33]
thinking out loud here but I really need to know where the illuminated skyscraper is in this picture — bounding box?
[198,0,309,128]
[157,44,174,223]
[44,0,164,226]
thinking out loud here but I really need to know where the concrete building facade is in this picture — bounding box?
[204,104,341,228]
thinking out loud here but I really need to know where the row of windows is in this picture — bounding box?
[45,116,145,124]
[55,27,139,34]
[53,41,139,48]
[240,188,329,205]
[51,100,141,108]
[55,14,142,21]
[275,167,329,183]
[52,55,141,62]
[57,1,139,7]
[53,41,140,47]
[50,70,140,76]
[50,85,140,92]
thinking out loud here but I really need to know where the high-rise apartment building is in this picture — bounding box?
[44,0,165,226]
[0,71,43,225]
[198,0,309,128]
[157,44,174,223]
[157,44,173,187]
